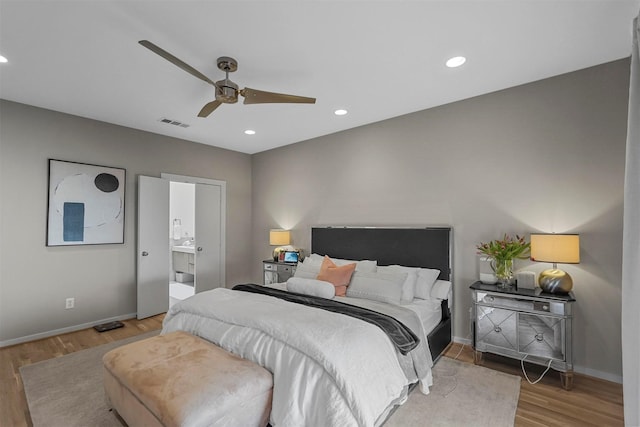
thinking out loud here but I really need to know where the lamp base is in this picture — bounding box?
[539,269,573,294]
[272,247,283,261]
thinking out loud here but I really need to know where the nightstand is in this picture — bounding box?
[262,260,297,285]
[470,281,576,390]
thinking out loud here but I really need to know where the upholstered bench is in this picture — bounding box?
[103,331,273,427]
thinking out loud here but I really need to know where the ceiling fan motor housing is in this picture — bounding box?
[216,79,239,103]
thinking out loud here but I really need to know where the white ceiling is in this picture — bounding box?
[1,1,638,154]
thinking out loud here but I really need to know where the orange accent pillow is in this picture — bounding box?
[316,256,356,296]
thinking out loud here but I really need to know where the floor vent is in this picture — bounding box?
[159,118,190,128]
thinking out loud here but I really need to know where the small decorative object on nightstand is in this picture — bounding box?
[515,271,537,290]
[470,281,575,390]
[263,260,297,285]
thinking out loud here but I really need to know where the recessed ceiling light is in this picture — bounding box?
[0,55,8,63]
[334,109,348,116]
[244,129,256,135]
[446,56,466,68]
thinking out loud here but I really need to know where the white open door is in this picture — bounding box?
[194,183,222,292]
[137,176,170,319]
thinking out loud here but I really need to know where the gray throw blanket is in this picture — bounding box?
[232,283,419,355]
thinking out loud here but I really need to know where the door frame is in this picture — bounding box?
[161,173,227,288]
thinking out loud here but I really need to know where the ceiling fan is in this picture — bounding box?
[139,40,316,118]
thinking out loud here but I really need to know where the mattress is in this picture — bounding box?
[404,298,444,336]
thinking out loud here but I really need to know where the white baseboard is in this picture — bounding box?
[451,335,622,384]
[573,365,622,384]
[453,335,472,345]
[0,312,137,348]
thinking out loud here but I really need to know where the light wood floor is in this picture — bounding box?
[1,317,623,427]
[443,343,624,426]
[0,315,164,427]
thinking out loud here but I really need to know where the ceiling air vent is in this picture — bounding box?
[158,118,190,128]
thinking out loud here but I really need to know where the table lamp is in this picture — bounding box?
[269,229,291,261]
[530,233,580,294]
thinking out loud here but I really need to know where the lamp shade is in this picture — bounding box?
[530,234,580,264]
[269,229,291,246]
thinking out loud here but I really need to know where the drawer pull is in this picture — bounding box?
[494,326,502,333]
[535,333,544,342]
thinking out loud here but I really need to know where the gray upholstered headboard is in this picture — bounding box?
[311,227,452,281]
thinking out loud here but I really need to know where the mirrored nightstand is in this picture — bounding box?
[263,260,297,285]
[470,281,576,390]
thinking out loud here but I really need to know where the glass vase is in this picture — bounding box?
[492,258,514,288]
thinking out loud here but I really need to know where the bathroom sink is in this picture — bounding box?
[172,245,195,253]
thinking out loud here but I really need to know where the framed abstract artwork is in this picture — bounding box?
[47,159,126,246]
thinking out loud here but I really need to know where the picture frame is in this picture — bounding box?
[47,159,126,246]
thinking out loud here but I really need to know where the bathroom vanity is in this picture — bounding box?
[172,245,195,276]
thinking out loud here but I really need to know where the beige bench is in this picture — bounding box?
[103,331,273,427]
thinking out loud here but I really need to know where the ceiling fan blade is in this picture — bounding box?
[198,100,223,117]
[241,88,316,105]
[139,40,216,87]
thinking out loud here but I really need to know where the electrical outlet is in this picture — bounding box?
[65,298,75,309]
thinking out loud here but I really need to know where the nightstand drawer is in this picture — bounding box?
[518,313,566,361]
[277,265,294,273]
[263,261,297,285]
[478,293,532,310]
[476,292,569,315]
[476,306,518,352]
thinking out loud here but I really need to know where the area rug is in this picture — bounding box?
[20,331,159,427]
[22,335,520,427]
[387,357,521,427]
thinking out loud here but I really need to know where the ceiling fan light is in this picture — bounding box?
[446,56,466,68]
[244,129,256,135]
[334,109,348,116]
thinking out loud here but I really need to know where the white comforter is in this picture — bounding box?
[162,287,432,427]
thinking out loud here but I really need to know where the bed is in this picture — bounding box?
[310,227,453,362]
[162,226,453,427]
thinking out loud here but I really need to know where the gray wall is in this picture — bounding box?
[0,100,252,344]
[251,59,629,381]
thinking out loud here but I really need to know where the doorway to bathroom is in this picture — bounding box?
[169,181,196,306]
[137,173,226,319]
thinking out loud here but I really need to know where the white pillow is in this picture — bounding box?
[303,254,325,268]
[286,277,336,299]
[293,258,322,279]
[293,267,317,279]
[415,268,441,300]
[345,270,407,305]
[305,253,378,272]
[431,280,452,300]
[377,265,419,303]
[334,258,377,272]
[307,253,323,261]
